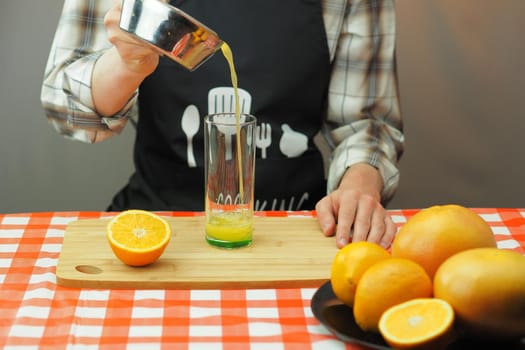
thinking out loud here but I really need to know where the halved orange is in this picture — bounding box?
[107,210,171,266]
[379,298,455,349]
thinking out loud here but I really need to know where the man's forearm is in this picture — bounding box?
[91,47,148,117]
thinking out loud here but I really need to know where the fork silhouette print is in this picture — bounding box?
[256,123,271,159]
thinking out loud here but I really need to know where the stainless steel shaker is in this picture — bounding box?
[119,0,223,71]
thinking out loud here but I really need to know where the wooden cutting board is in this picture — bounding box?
[56,216,338,289]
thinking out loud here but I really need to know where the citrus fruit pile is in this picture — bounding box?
[107,209,171,267]
[330,204,525,349]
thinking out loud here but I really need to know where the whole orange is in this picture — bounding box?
[330,242,391,306]
[353,258,433,333]
[392,204,496,278]
[434,248,525,340]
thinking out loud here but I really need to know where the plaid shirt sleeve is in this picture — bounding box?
[322,0,404,203]
[40,0,137,143]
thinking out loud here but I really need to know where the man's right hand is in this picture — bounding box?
[104,0,159,76]
[92,0,160,117]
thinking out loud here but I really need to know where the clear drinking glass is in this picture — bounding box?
[204,113,257,248]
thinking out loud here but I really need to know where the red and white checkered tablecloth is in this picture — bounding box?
[0,209,523,349]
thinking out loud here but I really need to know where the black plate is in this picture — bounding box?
[311,281,525,350]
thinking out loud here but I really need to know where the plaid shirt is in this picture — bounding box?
[41,0,404,202]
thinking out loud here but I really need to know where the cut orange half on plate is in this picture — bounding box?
[379,298,455,349]
[107,210,171,267]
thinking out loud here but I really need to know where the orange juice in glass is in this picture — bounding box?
[204,113,256,248]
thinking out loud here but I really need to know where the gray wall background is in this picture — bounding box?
[1,1,524,213]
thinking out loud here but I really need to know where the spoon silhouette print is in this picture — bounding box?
[181,104,200,167]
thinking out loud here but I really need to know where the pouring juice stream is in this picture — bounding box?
[204,42,253,244]
[220,42,244,199]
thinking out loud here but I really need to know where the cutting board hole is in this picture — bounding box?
[75,265,103,275]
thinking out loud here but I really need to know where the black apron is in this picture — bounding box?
[109,0,331,211]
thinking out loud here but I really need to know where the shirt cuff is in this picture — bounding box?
[66,51,138,132]
[327,146,400,204]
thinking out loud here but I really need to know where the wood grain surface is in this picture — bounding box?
[56,216,338,289]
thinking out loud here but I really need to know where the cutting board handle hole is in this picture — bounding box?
[75,265,103,275]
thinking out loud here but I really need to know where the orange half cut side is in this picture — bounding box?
[107,210,172,267]
[379,298,455,349]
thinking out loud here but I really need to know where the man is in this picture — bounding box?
[41,0,404,248]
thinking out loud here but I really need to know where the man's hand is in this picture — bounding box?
[92,0,160,117]
[104,0,159,76]
[316,163,396,249]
